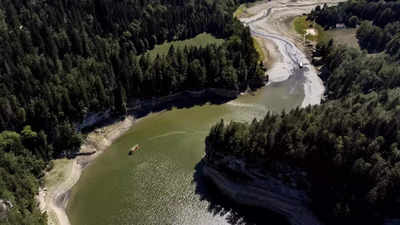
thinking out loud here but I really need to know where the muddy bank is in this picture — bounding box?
[38,87,241,225]
[240,0,345,107]
[38,116,134,225]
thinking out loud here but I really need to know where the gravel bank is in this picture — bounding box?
[37,116,135,225]
[241,0,345,107]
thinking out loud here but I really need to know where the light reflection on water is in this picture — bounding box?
[67,75,304,225]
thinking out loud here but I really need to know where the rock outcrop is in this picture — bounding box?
[202,155,323,225]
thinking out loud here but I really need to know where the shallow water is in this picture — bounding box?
[67,75,305,225]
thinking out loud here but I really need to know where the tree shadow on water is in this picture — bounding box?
[192,160,290,225]
[81,94,233,134]
[130,95,233,119]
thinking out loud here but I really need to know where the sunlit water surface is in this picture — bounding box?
[67,75,305,225]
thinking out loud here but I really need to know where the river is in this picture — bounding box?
[67,75,305,225]
[66,0,337,223]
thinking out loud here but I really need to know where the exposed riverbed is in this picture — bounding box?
[63,0,344,224]
[67,77,304,225]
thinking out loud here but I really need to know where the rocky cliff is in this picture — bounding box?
[202,154,323,225]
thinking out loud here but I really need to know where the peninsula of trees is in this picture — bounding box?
[206,1,400,224]
[0,0,263,224]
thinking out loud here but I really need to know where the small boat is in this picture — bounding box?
[129,144,140,155]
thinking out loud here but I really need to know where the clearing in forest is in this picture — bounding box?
[293,16,360,49]
[145,33,224,60]
[325,28,360,49]
[293,16,326,42]
[233,3,257,18]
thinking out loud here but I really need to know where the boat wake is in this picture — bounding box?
[147,131,188,141]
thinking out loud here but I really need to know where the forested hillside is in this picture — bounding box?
[0,0,264,158]
[313,40,400,100]
[0,129,47,225]
[0,0,263,224]
[206,1,400,224]
[207,87,400,224]
[206,44,400,224]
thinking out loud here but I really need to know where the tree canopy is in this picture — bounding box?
[0,0,263,223]
[206,1,400,224]
[309,0,400,55]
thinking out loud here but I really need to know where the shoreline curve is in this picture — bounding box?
[37,88,239,225]
[37,116,135,225]
[36,1,344,224]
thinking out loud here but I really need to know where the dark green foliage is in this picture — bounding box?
[316,40,400,100]
[206,89,400,224]
[386,33,400,60]
[206,2,400,223]
[0,0,264,224]
[355,21,399,53]
[309,0,400,29]
[0,130,47,225]
[0,0,264,157]
[347,16,359,28]
[309,0,400,54]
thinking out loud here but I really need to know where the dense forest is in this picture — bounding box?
[206,88,400,224]
[313,40,400,100]
[206,1,400,224]
[0,128,47,225]
[0,0,263,224]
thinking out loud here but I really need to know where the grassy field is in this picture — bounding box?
[325,28,360,49]
[293,16,326,42]
[233,3,266,63]
[233,4,247,18]
[44,159,73,189]
[293,16,360,49]
[145,33,224,60]
[233,3,257,18]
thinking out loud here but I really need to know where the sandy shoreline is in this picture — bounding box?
[37,116,135,225]
[37,1,343,225]
[36,88,239,225]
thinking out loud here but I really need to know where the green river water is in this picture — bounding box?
[67,74,305,225]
